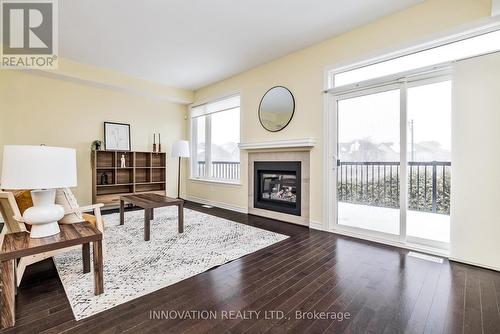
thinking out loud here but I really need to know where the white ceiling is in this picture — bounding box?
[59,0,422,90]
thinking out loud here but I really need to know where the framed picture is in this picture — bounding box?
[104,122,131,151]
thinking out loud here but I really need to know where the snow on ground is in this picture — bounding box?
[338,202,450,243]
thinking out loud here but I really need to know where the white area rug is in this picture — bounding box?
[53,207,288,320]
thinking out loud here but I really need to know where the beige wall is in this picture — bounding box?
[0,77,5,158]
[450,53,500,270]
[188,0,492,224]
[0,70,189,204]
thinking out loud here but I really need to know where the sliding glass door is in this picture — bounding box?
[333,78,451,248]
[336,87,402,238]
[406,80,451,246]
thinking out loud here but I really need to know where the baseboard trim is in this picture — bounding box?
[185,196,248,214]
[449,257,500,272]
[309,220,327,231]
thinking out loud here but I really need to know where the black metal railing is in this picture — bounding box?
[337,161,451,214]
[197,161,240,180]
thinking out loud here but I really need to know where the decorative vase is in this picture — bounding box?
[100,172,108,185]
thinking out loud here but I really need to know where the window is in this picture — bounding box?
[190,95,240,182]
[331,28,500,88]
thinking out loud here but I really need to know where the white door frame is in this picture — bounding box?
[329,83,405,244]
[324,75,451,250]
[404,75,452,250]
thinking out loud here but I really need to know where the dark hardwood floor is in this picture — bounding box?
[2,202,499,333]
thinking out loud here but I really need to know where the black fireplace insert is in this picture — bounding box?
[254,161,301,216]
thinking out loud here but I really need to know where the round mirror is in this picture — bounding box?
[258,86,295,132]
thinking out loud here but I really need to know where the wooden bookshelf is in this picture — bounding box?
[91,150,166,206]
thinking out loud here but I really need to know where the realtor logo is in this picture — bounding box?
[1,0,58,69]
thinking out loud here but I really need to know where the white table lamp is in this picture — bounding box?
[171,140,190,199]
[1,145,77,238]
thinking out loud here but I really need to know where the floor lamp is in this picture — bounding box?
[171,140,190,199]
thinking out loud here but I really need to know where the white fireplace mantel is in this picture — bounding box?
[238,138,316,150]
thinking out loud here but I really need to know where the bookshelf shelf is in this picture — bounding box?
[92,150,166,206]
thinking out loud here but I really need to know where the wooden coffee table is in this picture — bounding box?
[0,222,103,328]
[119,194,184,241]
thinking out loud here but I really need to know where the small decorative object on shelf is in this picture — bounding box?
[120,154,126,168]
[153,133,157,153]
[100,172,108,185]
[92,140,102,151]
[158,133,162,153]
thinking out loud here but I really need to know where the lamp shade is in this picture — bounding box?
[1,145,77,189]
[171,140,190,158]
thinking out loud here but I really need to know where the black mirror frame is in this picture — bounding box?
[258,86,295,132]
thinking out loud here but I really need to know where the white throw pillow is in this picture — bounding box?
[55,188,83,224]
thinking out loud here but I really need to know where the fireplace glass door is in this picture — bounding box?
[261,172,297,203]
[254,161,301,216]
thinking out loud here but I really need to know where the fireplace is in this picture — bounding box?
[254,161,301,216]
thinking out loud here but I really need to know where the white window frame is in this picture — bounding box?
[189,94,241,184]
[325,18,500,95]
